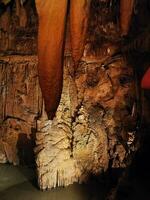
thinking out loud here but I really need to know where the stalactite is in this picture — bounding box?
[19,5,27,27]
[0,7,10,32]
[15,0,20,17]
[120,0,135,36]
[35,0,68,119]
[70,0,91,69]
[35,0,90,119]
[15,0,27,27]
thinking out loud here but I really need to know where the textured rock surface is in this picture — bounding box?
[35,54,139,190]
[0,2,37,55]
[0,55,41,165]
[0,44,140,191]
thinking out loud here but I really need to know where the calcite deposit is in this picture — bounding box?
[35,53,139,190]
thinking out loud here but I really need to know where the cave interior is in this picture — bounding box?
[0,0,150,199]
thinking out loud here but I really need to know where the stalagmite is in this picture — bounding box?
[70,0,90,69]
[120,0,135,36]
[35,0,68,119]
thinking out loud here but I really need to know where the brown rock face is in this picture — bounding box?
[0,56,41,165]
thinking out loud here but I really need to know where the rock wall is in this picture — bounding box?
[0,1,37,55]
[0,1,38,165]
[0,55,41,165]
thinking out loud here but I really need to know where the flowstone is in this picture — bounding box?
[35,55,139,190]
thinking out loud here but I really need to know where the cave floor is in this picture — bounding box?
[0,164,108,200]
[0,97,150,200]
[0,151,150,200]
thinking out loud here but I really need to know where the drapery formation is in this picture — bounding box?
[35,0,90,119]
[35,0,68,119]
[36,0,135,119]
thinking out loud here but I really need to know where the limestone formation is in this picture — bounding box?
[0,0,141,192]
[0,52,139,187]
[35,54,139,190]
[0,55,41,165]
